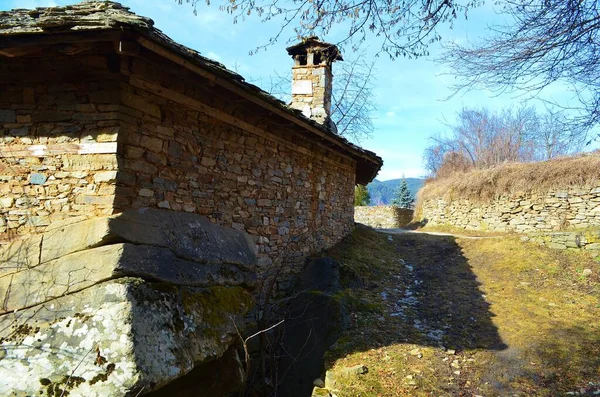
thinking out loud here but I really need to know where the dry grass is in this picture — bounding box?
[321,226,600,396]
[419,153,600,203]
[416,224,508,237]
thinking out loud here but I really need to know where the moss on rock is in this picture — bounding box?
[181,286,253,327]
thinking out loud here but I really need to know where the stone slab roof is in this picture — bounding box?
[286,35,343,61]
[0,1,382,184]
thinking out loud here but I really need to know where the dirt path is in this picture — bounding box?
[322,226,600,396]
[379,227,505,240]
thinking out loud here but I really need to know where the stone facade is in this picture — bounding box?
[0,3,381,271]
[354,206,414,228]
[0,53,120,236]
[0,49,357,269]
[419,187,600,232]
[117,71,356,269]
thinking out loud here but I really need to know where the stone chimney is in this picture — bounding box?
[286,37,343,127]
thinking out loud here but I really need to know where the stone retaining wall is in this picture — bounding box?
[523,230,600,251]
[419,187,600,233]
[354,206,414,228]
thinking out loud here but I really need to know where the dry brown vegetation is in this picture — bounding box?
[321,226,600,396]
[418,152,600,203]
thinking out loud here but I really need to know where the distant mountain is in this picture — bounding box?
[367,178,425,206]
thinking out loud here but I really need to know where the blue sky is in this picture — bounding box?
[2,0,591,180]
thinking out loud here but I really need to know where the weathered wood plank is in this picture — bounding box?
[0,142,117,158]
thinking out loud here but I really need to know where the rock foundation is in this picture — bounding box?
[0,208,256,396]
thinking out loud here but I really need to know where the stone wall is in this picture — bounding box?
[354,206,414,228]
[523,230,600,251]
[419,187,600,232]
[114,55,356,270]
[0,50,121,239]
[0,44,357,274]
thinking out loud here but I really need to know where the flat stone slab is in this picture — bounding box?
[45,208,257,267]
[0,242,257,315]
[1,207,257,273]
[0,278,252,397]
[0,233,42,276]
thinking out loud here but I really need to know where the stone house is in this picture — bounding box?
[0,1,381,395]
[0,2,381,266]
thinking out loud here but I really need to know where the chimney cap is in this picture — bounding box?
[286,36,343,61]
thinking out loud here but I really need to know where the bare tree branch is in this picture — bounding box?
[175,0,484,58]
[442,0,600,133]
[423,105,588,177]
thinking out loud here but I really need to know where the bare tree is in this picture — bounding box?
[330,57,376,141]
[432,107,532,169]
[176,0,483,58]
[423,143,446,176]
[443,0,600,134]
[532,109,589,160]
[424,105,587,177]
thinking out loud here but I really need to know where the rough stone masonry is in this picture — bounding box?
[354,206,414,229]
[419,187,600,233]
[419,187,600,252]
[0,1,381,271]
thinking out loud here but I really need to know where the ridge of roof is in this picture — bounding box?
[0,1,382,182]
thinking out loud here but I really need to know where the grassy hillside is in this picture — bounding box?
[419,153,600,202]
[368,178,425,205]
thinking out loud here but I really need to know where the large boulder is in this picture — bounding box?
[1,207,257,271]
[1,278,252,396]
[0,208,258,314]
[0,208,258,396]
[0,242,256,315]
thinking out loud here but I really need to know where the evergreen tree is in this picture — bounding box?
[392,179,414,208]
[354,184,371,206]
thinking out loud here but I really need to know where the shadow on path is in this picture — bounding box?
[276,227,507,396]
